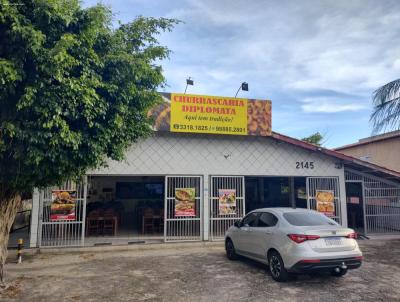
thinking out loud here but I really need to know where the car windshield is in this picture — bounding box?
[283,212,337,226]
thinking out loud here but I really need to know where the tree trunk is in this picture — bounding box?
[0,190,22,283]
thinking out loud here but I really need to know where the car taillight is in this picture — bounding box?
[299,259,321,263]
[346,232,358,239]
[287,234,320,244]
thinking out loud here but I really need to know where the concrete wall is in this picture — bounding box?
[92,132,344,177]
[338,138,400,173]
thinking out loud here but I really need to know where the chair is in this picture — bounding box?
[86,210,101,236]
[103,209,117,236]
[142,208,155,234]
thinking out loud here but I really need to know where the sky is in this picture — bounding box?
[83,0,400,148]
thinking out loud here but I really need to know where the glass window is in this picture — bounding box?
[283,212,338,226]
[257,212,278,227]
[242,213,258,227]
[294,177,307,208]
[245,177,291,212]
[265,177,290,207]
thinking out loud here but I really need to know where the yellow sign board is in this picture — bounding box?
[170,93,248,135]
[148,92,272,136]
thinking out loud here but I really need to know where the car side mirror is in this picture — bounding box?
[234,220,242,228]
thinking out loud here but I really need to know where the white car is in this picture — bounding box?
[225,207,363,282]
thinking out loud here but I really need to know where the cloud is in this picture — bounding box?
[160,0,400,96]
[301,97,367,113]
[83,0,400,145]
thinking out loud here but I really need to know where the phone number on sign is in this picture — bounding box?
[172,124,246,133]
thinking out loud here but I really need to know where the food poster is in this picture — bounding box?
[50,190,77,221]
[175,188,196,217]
[316,190,335,217]
[218,189,236,215]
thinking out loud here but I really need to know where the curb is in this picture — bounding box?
[37,241,224,254]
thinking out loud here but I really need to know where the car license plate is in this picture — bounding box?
[324,237,343,246]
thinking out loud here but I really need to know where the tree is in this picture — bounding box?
[371,79,400,133]
[301,132,323,146]
[0,0,177,282]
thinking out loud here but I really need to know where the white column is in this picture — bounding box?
[29,188,40,248]
[203,175,209,241]
[339,169,348,227]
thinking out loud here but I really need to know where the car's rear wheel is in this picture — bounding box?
[331,268,348,277]
[225,239,238,260]
[268,251,289,282]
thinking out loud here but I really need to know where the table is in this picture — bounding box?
[86,216,118,236]
[142,214,163,234]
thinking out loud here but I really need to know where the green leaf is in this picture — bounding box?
[0,0,178,193]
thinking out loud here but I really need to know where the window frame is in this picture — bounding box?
[254,211,279,228]
[241,212,259,227]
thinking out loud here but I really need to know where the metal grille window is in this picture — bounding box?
[306,177,341,224]
[210,176,245,241]
[165,176,202,242]
[39,179,87,247]
[345,169,400,234]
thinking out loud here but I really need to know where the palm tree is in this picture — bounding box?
[371,79,400,133]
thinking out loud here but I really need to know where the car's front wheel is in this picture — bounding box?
[225,238,238,260]
[268,251,289,282]
[331,268,348,277]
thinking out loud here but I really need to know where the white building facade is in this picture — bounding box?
[30,131,400,248]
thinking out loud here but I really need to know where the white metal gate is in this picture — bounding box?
[210,176,245,241]
[306,177,341,224]
[38,179,87,247]
[164,176,202,242]
[345,169,400,234]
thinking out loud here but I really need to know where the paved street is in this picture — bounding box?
[1,239,400,302]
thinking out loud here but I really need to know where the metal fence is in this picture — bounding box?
[345,169,400,234]
[39,179,87,247]
[164,176,202,242]
[210,176,245,240]
[306,177,341,224]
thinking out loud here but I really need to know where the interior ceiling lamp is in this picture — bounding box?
[184,77,194,94]
[235,82,249,98]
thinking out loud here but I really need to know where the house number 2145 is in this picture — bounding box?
[296,161,314,169]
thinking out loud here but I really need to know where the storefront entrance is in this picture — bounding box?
[207,175,342,241]
[245,177,308,212]
[37,174,344,246]
[84,176,165,245]
[345,169,400,235]
[345,182,365,234]
[38,175,204,247]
